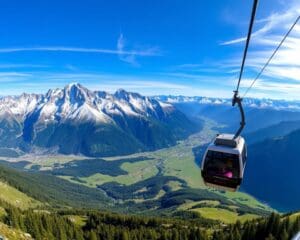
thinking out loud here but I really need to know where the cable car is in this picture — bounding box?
[199,0,296,191]
[200,91,246,191]
[201,133,247,191]
[200,0,259,191]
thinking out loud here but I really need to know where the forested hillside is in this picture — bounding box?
[0,197,299,240]
[244,129,300,211]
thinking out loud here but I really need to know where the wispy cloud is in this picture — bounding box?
[0,70,232,98]
[0,35,161,67]
[0,45,161,57]
[117,33,138,66]
[64,64,78,71]
[239,77,300,97]
[216,2,300,98]
[0,63,48,69]
[116,33,160,66]
[0,72,31,77]
[221,5,300,46]
[0,72,32,84]
[6,68,296,98]
[167,4,300,99]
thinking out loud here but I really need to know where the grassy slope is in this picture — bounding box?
[176,199,260,223]
[192,207,258,223]
[80,158,159,187]
[0,181,41,209]
[0,222,33,240]
[0,164,109,210]
[284,212,300,222]
[66,215,87,227]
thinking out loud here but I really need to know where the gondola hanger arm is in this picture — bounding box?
[232,91,245,139]
[232,0,258,139]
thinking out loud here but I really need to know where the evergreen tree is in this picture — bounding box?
[121,230,130,240]
[280,229,289,240]
[89,230,98,240]
[265,233,276,240]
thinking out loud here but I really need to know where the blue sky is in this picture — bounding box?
[0,0,300,99]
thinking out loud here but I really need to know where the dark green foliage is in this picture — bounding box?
[219,213,300,240]
[161,189,270,216]
[0,200,211,240]
[3,204,84,239]
[161,188,232,208]
[0,163,267,218]
[82,211,209,240]
[98,176,186,200]
[244,129,300,211]
[32,122,145,157]
[0,160,31,169]
[48,157,152,177]
[0,197,299,240]
[0,163,109,209]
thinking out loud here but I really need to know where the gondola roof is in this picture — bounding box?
[214,134,241,148]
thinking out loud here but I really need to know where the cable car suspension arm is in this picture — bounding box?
[233,0,258,138]
[232,91,245,139]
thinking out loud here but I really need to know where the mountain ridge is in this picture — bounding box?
[154,95,300,111]
[0,83,198,157]
[244,128,300,211]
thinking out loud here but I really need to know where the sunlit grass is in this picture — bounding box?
[192,207,259,223]
[78,159,159,187]
[0,222,33,239]
[66,215,87,227]
[0,181,41,209]
[177,200,220,211]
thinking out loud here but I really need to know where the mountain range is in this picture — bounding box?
[1,86,300,213]
[155,95,300,111]
[156,96,300,134]
[0,83,197,157]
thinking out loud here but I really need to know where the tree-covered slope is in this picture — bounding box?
[244,129,300,211]
[0,198,299,240]
[0,163,109,209]
[245,120,300,145]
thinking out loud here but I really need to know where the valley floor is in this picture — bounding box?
[0,118,272,224]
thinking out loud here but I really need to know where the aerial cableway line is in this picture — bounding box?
[201,0,258,191]
[242,15,300,97]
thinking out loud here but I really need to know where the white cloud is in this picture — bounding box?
[0,64,47,69]
[221,5,300,45]
[65,64,78,71]
[217,2,300,98]
[0,45,161,57]
[117,34,141,66]
[0,35,161,67]
[0,72,31,77]
[0,70,234,98]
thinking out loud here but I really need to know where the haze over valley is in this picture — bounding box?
[0,83,299,216]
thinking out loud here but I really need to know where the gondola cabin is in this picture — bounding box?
[201,133,247,191]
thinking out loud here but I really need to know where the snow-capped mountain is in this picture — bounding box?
[1,83,172,124]
[0,83,196,157]
[154,95,300,111]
